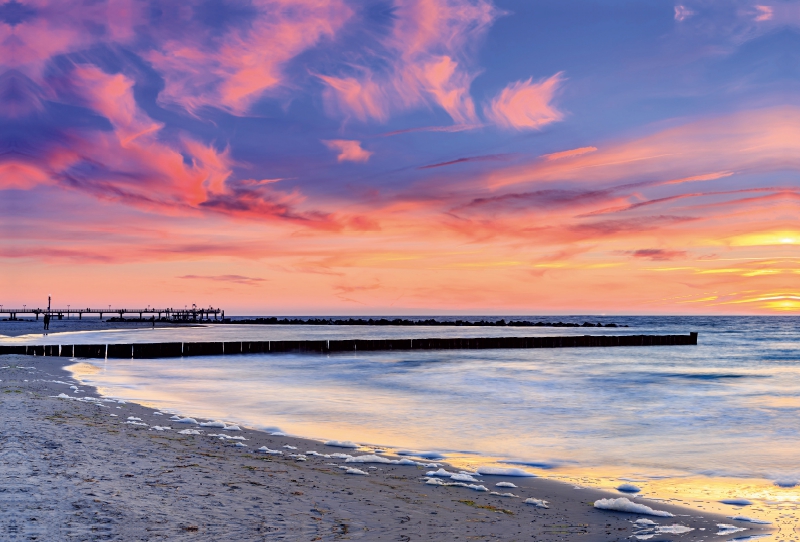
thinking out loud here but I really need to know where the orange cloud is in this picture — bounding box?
[542,146,598,161]
[322,140,373,163]
[483,106,800,189]
[485,73,565,130]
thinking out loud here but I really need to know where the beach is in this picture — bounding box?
[0,353,773,541]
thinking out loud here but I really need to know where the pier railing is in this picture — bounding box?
[1,333,698,358]
[0,307,223,321]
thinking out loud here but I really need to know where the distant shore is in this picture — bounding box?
[225,317,628,328]
[0,317,625,340]
[1,353,770,540]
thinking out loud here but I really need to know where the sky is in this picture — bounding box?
[1,0,798,315]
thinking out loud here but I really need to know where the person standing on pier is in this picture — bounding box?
[43,313,50,330]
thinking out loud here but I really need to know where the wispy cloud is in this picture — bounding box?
[418,154,512,169]
[754,5,773,21]
[485,73,565,130]
[178,274,267,286]
[322,139,373,163]
[628,249,688,261]
[674,5,694,21]
[319,0,497,124]
[541,146,597,161]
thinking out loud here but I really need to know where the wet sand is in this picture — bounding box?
[1,354,773,540]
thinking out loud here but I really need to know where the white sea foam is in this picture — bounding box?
[127,416,142,421]
[426,468,454,477]
[728,515,771,524]
[716,524,747,534]
[422,478,488,491]
[634,519,657,526]
[222,424,241,431]
[257,446,282,455]
[283,445,297,450]
[150,426,171,431]
[153,412,164,415]
[174,418,198,424]
[450,473,482,483]
[490,491,518,497]
[654,525,693,534]
[126,421,148,426]
[208,434,247,441]
[325,440,358,448]
[330,453,353,459]
[524,498,549,508]
[634,524,694,539]
[345,468,368,475]
[476,466,536,477]
[177,429,202,435]
[270,431,286,436]
[594,498,673,517]
[397,450,445,460]
[345,454,392,464]
[234,442,247,447]
[306,451,330,457]
[720,498,753,505]
[345,454,420,466]
[199,421,226,428]
[496,482,517,488]
[617,483,641,493]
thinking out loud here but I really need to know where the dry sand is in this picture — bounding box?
[1,354,773,541]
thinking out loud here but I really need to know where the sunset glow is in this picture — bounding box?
[1,0,797,314]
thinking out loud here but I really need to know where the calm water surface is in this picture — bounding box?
[8,316,800,530]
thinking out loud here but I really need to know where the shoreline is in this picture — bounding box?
[1,353,773,540]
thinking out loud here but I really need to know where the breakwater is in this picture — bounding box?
[1,333,697,359]
[232,317,627,328]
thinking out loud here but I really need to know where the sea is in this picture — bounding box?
[2,315,799,532]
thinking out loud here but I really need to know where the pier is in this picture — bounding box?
[1,305,224,322]
[1,332,698,358]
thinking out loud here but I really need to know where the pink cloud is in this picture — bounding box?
[0,66,356,231]
[322,140,373,163]
[628,249,688,261]
[482,106,800,189]
[317,74,389,122]
[178,274,267,286]
[148,0,353,114]
[0,0,144,80]
[485,73,565,130]
[754,5,773,21]
[674,5,694,21]
[542,146,598,161]
[319,0,496,124]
